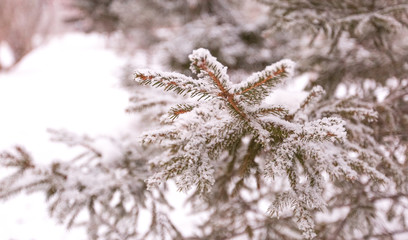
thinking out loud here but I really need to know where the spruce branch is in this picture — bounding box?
[0,1,406,239]
[126,96,169,113]
[0,132,179,240]
[298,86,325,112]
[135,48,382,238]
[135,69,211,99]
[169,104,195,120]
[0,146,34,169]
[188,48,232,94]
[232,59,295,105]
[189,48,249,120]
[251,105,289,118]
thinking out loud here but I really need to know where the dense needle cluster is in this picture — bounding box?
[135,49,385,238]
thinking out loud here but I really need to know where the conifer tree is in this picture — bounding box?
[259,0,408,96]
[0,130,183,240]
[160,0,277,76]
[2,2,408,238]
[3,48,405,239]
[256,7,408,235]
[133,49,395,239]
[0,0,52,71]
[65,0,276,75]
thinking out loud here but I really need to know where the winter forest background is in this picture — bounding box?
[1,0,408,239]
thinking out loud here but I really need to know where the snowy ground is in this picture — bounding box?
[0,33,135,240]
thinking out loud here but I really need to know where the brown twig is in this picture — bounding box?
[197,61,248,119]
[236,67,285,95]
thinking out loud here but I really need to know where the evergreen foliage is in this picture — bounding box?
[162,15,277,76]
[1,44,407,238]
[1,0,408,239]
[133,49,389,239]
[0,130,183,240]
[66,0,276,74]
[260,0,408,95]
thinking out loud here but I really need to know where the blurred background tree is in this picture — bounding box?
[261,0,408,94]
[0,0,55,71]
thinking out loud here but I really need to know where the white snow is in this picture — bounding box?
[0,33,132,240]
[0,33,131,159]
[0,41,14,68]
